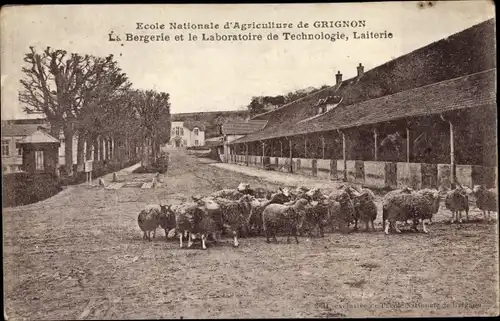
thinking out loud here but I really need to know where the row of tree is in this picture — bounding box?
[246,85,329,117]
[19,46,171,176]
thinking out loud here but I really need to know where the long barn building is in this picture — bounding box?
[227,18,497,190]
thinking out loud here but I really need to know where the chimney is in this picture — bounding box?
[357,63,364,77]
[335,71,342,85]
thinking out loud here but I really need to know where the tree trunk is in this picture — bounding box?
[86,137,93,161]
[76,133,85,172]
[141,138,149,167]
[63,127,74,176]
[99,137,105,161]
[93,138,99,162]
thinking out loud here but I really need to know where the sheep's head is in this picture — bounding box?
[278,187,291,198]
[473,185,485,196]
[401,186,414,193]
[305,188,323,201]
[191,195,203,202]
[271,189,292,204]
[457,185,473,196]
[237,182,251,192]
[159,204,173,215]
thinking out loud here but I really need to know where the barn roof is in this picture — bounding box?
[222,120,268,135]
[231,68,496,144]
[234,18,495,144]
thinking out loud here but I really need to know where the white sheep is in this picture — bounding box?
[383,189,440,234]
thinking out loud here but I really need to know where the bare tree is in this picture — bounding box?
[19,47,122,176]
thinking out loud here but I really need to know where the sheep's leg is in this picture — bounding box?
[201,234,207,250]
[421,219,428,234]
[458,211,463,224]
[384,220,390,235]
[233,230,240,247]
[148,231,152,242]
[164,228,168,240]
[152,229,156,239]
[143,232,147,240]
[187,233,194,248]
[393,221,401,233]
[265,229,271,243]
[450,211,455,224]
[179,233,183,248]
[293,226,299,244]
[371,220,375,231]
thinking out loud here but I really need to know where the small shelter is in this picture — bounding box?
[16,127,60,176]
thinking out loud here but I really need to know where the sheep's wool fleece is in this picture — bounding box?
[385,193,436,221]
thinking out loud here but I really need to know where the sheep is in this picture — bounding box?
[383,189,440,235]
[289,186,311,200]
[325,188,356,232]
[473,185,498,221]
[351,190,378,232]
[262,198,310,244]
[158,204,176,238]
[191,195,224,239]
[445,187,470,223]
[237,183,271,199]
[415,188,441,225]
[200,195,253,247]
[174,202,217,250]
[137,204,170,241]
[246,191,293,236]
[382,187,415,231]
[210,189,244,201]
[299,198,330,237]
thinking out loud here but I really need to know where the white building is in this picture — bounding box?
[166,121,205,148]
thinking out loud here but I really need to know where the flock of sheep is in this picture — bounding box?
[137,182,497,250]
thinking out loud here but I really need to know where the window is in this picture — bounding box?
[195,140,199,146]
[1,140,9,156]
[175,127,180,136]
[18,147,22,156]
[183,140,187,146]
[180,128,184,136]
[35,151,44,171]
[194,128,199,136]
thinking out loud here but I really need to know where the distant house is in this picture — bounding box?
[166,121,206,148]
[221,120,268,162]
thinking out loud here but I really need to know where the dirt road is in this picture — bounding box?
[3,149,499,319]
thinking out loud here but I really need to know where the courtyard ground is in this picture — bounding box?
[3,148,499,319]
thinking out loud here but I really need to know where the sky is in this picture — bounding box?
[0,2,495,120]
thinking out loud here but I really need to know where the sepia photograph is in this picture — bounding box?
[1,1,498,319]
